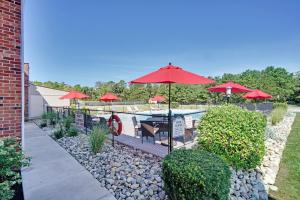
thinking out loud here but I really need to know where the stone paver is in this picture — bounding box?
[22,122,115,200]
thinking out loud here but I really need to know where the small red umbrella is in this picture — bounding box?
[150,95,166,109]
[208,81,252,103]
[130,63,215,152]
[208,81,252,93]
[243,89,272,99]
[60,91,89,100]
[60,91,89,108]
[150,95,166,103]
[100,93,119,111]
[100,93,119,102]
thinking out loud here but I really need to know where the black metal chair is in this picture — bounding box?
[132,116,141,137]
[140,121,159,144]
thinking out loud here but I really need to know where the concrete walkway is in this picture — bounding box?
[22,122,115,200]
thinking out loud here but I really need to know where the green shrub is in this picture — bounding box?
[66,127,78,137]
[0,138,30,200]
[271,107,287,125]
[41,112,48,120]
[39,119,47,128]
[53,121,64,139]
[89,126,109,154]
[63,116,73,131]
[47,112,57,126]
[53,129,64,139]
[198,105,267,169]
[162,149,231,200]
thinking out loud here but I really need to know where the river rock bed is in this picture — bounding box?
[229,112,295,200]
[57,135,165,200]
[54,112,295,200]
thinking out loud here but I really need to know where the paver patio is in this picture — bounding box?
[22,122,115,200]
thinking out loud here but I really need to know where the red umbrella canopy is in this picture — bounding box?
[208,81,252,93]
[150,95,166,102]
[100,93,119,102]
[60,91,89,100]
[243,89,272,99]
[130,63,215,84]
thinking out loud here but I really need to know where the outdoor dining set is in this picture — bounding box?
[132,115,197,146]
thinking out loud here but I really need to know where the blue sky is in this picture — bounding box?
[24,0,300,86]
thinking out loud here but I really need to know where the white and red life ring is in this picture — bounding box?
[108,114,122,136]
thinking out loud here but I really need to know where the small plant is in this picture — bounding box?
[47,112,57,126]
[39,119,47,128]
[0,137,30,200]
[198,104,267,169]
[66,127,78,137]
[63,116,73,131]
[162,149,231,200]
[53,121,64,139]
[273,102,288,110]
[271,106,287,125]
[41,112,48,120]
[89,126,109,154]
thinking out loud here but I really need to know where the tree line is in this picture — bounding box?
[33,66,300,104]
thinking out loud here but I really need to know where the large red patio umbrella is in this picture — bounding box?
[208,81,252,103]
[243,89,272,100]
[130,63,215,152]
[100,93,119,111]
[60,91,89,108]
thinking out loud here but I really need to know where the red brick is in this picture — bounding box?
[0,0,22,138]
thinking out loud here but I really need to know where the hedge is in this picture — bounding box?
[198,105,267,169]
[162,149,231,200]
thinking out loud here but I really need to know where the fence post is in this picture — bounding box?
[111,111,114,147]
[84,110,88,134]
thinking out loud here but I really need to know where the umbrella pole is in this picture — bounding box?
[168,83,173,153]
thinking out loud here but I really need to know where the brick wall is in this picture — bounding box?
[24,63,29,120]
[0,0,22,138]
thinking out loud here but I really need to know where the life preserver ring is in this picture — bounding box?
[108,114,122,136]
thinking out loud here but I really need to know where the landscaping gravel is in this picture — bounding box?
[57,135,165,200]
[53,112,295,200]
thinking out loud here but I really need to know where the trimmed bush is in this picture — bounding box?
[271,107,287,125]
[66,127,78,137]
[89,126,109,154]
[198,105,267,169]
[0,138,30,200]
[162,149,231,200]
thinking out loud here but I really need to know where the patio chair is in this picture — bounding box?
[183,116,196,144]
[141,121,159,144]
[132,116,141,137]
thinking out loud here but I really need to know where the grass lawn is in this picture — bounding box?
[269,112,300,200]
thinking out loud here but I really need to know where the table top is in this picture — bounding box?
[141,117,168,122]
